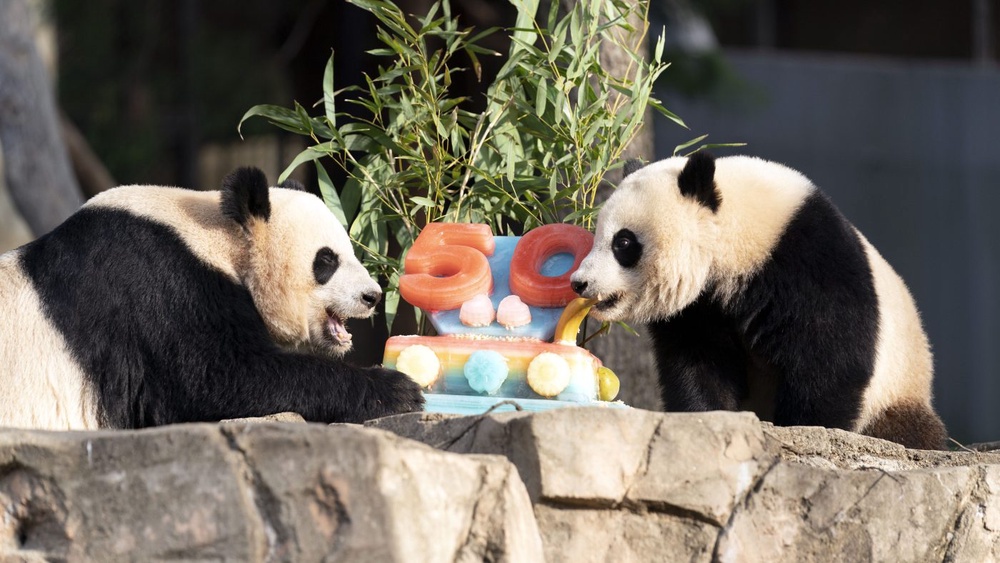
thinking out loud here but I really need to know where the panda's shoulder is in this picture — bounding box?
[715,156,814,196]
[86,185,218,218]
[81,185,240,278]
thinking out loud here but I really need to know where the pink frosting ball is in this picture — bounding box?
[496,295,532,329]
[459,294,496,327]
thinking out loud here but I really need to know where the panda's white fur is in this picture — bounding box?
[88,184,377,357]
[0,252,100,429]
[572,153,945,449]
[855,233,934,432]
[579,156,813,321]
[0,167,422,429]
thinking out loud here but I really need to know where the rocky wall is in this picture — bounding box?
[0,408,997,562]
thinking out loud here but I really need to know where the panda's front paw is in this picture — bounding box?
[362,367,425,421]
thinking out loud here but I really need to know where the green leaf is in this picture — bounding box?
[535,76,548,116]
[278,144,334,183]
[649,99,687,128]
[383,273,400,333]
[684,142,748,157]
[410,196,437,208]
[242,0,712,312]
[340,174,363,224]
[615,321,639,337]
[238,104,309,138]
[323,53,337,127]
[562,206,601,223]
[654,26,666,62]
[509,0,540,54]
[673,134,709,157]
[315,162,349,230]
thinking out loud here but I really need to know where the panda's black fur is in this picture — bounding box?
[573,153,947,450]
[2,168,423,429]
[647,188,879,429]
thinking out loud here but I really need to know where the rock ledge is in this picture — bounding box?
[0,408,997,562]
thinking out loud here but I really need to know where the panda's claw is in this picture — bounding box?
[359,366,426,420]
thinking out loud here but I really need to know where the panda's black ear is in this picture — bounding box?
[221,167,271,228]
[677,151,721,212]
[623,158,645,179]
[279,178,307,192]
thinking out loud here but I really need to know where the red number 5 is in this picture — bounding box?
[399,223,495,312]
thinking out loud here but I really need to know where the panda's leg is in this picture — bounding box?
[152,349,425,427]
[249,353,426,424]
[760,314,872,431]
[647,297,747,412]
[858,400,948,450]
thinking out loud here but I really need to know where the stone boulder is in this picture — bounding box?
[369,408,1000,562]
[0,407,997,562]
[0,422,542,562]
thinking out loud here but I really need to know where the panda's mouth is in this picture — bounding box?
[325,309,353,346]
[593,293,622,312]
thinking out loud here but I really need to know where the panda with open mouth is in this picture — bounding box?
[0,167,423,429]
[572,153,947,450]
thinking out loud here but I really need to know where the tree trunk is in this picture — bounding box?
[62,113,116,198]
[583,0,663,412]
[0,138,34,252]
[0,0,83,236]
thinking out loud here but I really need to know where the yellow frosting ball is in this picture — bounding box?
[395,344,441,388]
[597,366,620,401]
[526,352,571,397]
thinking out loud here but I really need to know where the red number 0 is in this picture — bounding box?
[399,223,496,312]
[509,223,594,307]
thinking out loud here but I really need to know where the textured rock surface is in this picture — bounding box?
[0,408,997,562]
[369,408,1000,563]
[0,422,542,562]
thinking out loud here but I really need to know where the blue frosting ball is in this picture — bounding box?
[464,350,509,395]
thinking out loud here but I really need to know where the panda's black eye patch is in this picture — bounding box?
[313,247,339,285]
[612,229,642,268]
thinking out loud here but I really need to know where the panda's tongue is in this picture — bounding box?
[328,316,352,344]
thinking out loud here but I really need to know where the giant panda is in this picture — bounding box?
[570,152,947,450]
[0,167,423,430]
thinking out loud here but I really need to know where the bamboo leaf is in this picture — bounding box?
[323,53,337,127]
[654,26,666,62]
[238,104,309,138]
[340,174,362,224]
[383,272,400,332]
[315,162,349,229]
[243,0,714,325]
[674,134,710,157]
[278,144,335,183]
[410,196,437,208]
[535,76,548,116]
[684,142,748,157]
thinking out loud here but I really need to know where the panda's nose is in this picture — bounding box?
[570,280,588,295]
[361,290,382,309]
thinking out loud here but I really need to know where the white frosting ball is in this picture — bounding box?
[526,352,571,397]
[395,344,441,387]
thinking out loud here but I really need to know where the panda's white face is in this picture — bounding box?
[247,189,381,357]
[571,157,720,324]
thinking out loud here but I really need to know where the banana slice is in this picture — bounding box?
[553,297,598,345]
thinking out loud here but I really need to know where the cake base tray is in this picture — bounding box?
[423,393,629,416]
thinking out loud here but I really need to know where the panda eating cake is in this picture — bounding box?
[0,167,423,429]
[382,223,625,415]
[570,152,947,450]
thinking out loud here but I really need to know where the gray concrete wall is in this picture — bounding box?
[655,50,1000,444]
